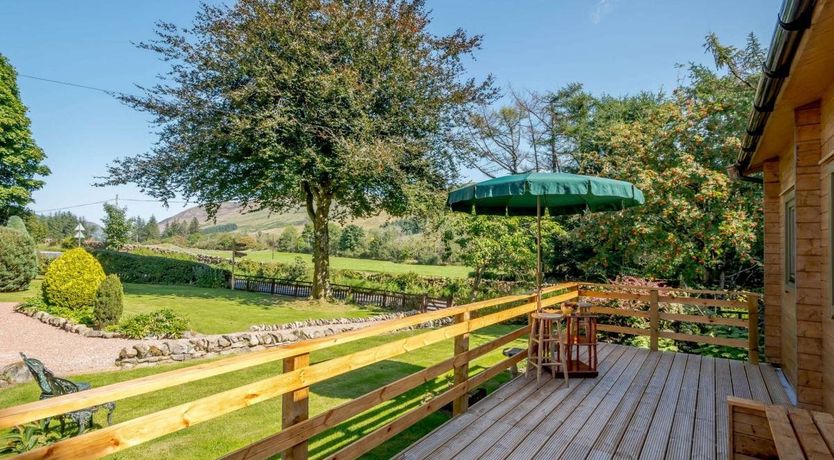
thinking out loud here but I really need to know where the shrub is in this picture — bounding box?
[94,250,229,288]
[17,296,95,326]
[286,257,308,280]
[5,216,28,235]
[94,275,124,328]
[42,248,106,309]
[0,227,37,292]
[117,309,190,339]
[36,253,54,275]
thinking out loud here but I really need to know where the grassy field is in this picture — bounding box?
[153,244,472,279]
[0,324,522,459]
[0,280,381,334]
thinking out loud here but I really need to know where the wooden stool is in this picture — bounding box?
[527,311,569,386]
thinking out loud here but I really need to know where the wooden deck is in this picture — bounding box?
[397,343,791,460]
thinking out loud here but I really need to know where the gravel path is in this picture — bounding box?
[0,302,146,375]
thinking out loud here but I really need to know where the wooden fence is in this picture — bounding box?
[578,283,761,364]
[0,282,761,459]
[232,275,452,312]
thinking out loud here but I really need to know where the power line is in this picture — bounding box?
[35,197,189,213]
[34,200,111,213]
[18,74,123,96]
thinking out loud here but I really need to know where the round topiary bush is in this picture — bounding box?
[42,248,106,309]
[94,274,124,328]
[0,227,37,292]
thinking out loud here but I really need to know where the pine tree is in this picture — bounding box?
[188,217,199,234]
[102,203,130,249]
[144,215,161,241]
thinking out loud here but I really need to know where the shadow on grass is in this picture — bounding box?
[308,359,500,458]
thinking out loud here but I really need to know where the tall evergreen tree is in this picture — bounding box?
[0,54,49,223]
[188,217,200,234]
[102,203,130,249]
[144,215,161,241]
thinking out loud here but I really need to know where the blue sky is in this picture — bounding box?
[1,0,780,224]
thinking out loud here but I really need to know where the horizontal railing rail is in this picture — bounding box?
[577,283,760,363]
[1,283,579,460]
[0,281,760,459]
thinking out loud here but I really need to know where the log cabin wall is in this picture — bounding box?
[820,83,834,413]
[779,148,797,390]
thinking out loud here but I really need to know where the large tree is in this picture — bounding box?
[102,203,130,249]
[102,0,492,298]
[0,54,49,223]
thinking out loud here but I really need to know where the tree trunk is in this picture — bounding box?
[470,266,484,302]
[304,182,332,300]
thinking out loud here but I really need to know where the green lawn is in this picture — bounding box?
[0,280,382,334]
[154,244,472,278]
[0,324,522,459]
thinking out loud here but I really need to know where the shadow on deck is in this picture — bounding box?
[397,343,790,460]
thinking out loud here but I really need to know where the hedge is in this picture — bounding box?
[94,250,229,288]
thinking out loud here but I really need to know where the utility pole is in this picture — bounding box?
[115,194,119,208]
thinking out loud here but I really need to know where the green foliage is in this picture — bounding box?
[339,224,365,254]
[187,217,199,235]
[117,308,190,339]
[35,212,97,241]
[36,253,53,275]
[286,257,308,281]
[22,213,46,242]
[6,215,27,235]
[0,423,64,454]
[0,53,50,223]
[102,0,494,298]
[42,248,106,309]
[143,215,161,241]
[201,223,237,234]
[0,226,37,292]
[94,250,229,288]
[94,274,124,328]
[19,296,95,326]
[277,226,301,253]
[102,203,130,249]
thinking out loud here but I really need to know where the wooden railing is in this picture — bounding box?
[0,282,761,459]
[0,283,580,460]
[577,283,761,364]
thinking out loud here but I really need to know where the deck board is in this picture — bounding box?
[692,354,716,460]
[396,344,791,460]
[665,354,701,460]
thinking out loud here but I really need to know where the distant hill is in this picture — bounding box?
[160,202,393,233]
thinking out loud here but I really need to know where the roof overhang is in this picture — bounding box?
[738,0,834,173]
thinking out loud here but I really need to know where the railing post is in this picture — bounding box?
[452,309,471,416]
[282,353,310,460]
[649,289,659,351]
[747,294,760,364]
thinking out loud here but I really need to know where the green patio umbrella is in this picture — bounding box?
[447,171,645,309]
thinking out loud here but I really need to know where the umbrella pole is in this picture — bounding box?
[536,195,542,312]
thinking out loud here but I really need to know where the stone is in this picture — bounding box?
[147,345,165,357]
[0,362,31,387]
[218,337,232,347]
[134,344,149,358]
[120,347,138,359]
[76,325,91,336]
[246,334,260,346]
[86,330,103,338]
[168,341,188,355]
